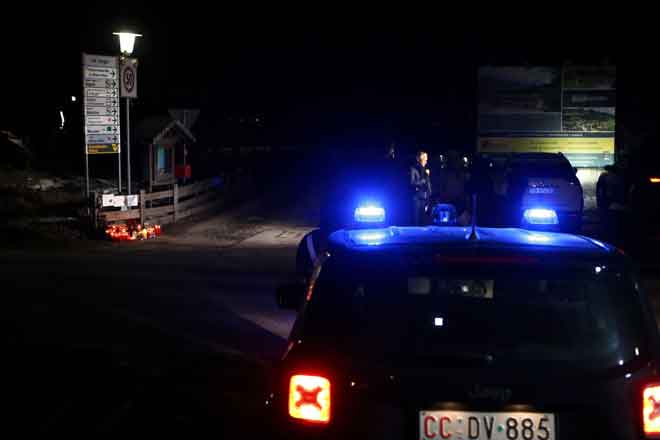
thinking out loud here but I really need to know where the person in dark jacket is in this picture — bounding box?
[410,150,432,225]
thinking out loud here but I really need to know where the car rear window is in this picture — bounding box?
[306,262,647,370]
[509,160,573,179]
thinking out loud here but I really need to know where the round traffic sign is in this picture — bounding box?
[123,65,136,93]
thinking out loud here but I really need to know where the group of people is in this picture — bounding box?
[406,149,472,226]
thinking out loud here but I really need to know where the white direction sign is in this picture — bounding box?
[85,78,118,89]
[83,53,121,155]
[83,54,117,67]
[87,134,120,144]
[85,106,118,117]
[86,115,119,125]
[86,88,118,98]
[86,125,119,135]
[84,66,118,80]
[85,96,119,106]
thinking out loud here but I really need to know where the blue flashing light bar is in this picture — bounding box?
[354,205,386,223]
[352,230,388,246]
[527,233,551,243]
[523,208,559,225]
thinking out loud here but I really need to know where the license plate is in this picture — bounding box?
[419,410,555,440]
[529,187,554,194]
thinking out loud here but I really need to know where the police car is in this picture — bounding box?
[271,208,660,439]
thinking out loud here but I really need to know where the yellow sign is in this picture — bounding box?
[87,144,120,154]
[478,137,614,154]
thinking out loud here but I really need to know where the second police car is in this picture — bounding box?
[271,203,660,440]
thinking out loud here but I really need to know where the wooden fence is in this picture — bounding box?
[97,178,221,226]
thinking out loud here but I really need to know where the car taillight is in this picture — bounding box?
[289,374,331,423]
[643,384,660,437]
[649,177,660,184]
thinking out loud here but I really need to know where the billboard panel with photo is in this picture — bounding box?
[478,65,615,167]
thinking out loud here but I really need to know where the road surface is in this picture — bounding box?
[2,194,316,435]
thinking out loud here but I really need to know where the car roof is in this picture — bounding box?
[508,152,564,159]
[328,226,617,260]
[479,152,568,164]
[476,153,574,173]
[483,152,563,158]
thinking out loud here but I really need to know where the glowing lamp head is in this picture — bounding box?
[113,32,142,56]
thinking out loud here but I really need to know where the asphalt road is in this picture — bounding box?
[2,192,316,434]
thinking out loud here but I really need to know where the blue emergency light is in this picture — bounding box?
[523,208,559,225]
[431,203,457,226]
[354,205,386,223]
[351,230,388,246]
[527,233,551,243]
[347,229,391,246]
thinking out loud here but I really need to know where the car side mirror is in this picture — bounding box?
[276,282,306,310]
[603,165,614,173]
[573,167,578,175]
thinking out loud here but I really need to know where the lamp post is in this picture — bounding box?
[113,32,141,195]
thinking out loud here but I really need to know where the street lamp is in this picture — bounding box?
[113,32,142,56]
[113,31,141,195]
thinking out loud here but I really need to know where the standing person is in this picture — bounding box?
[442,150,470,225]
[410,150,432,225]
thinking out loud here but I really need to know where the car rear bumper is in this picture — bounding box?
[270,402,638,440]
[268,402,407,440]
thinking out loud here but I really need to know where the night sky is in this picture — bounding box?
[3,6,659,153]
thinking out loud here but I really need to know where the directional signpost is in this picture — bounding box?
[82,53,121,196]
